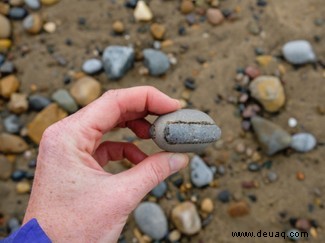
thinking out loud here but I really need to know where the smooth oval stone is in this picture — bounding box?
[150,109,221,153]
[282,40,316,65]
[150,181,167,198]
[51,89,78,113]
[291,133,316,152]
[134,202,168,240]
[190,155,213,187]
[3,114,21,133]
[0,14,11,38]
[28,94,51,111]
[143,49,170,76]
[8,7,28,20]
[82,59,103,75]
[7,217,20,230]
[24,0,41,10]
[11,169,26,181]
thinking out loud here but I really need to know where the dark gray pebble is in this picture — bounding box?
[28,95,51,111]
[218,190,231,203]
[150,181,167,198]
[11,170,26,182]
[9,8,28,20]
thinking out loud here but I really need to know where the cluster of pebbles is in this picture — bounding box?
[0,0,324,242]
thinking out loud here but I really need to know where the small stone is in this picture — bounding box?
[288,118,297,128]
[52,89,78,113]
[24,0,41,10]
[150,23,166,40]
[296,171,305,181]
[190,156,214,187]
[184,77,196,90]
[0,61,15,74]
[0,14,11,38]
[249,76,285,112]
[267,171,278,182]
[286,229,300,241]
[82,59,103,75]
[206,8,224,25]
[8,93,28,114]
[0,54,5,65]
[134,202,168,240]
[143,49,170,76]
[228,200,250,217]
[256,55,274,67]
[290,133,316,153]
[0,133,28,153]
[0,155,12,180]
[43,22,56,33]
[125,0,138,9]
[70,76,101,107]
[150,181,167,198]
[28,94,51,111]
[245,66,260,79]
[134,0,153,22]
[200,198,214,213]
[8,217,20,232]
[0,39,12,52]
[8,7,27,20]
[102,46,134,79]
[248,162,261,172]
[295,218,311,232]
[16,181,30,194]
[180,0,194,14]
[11,169,26,181]
[23,13,42,34]
[27,103,68,144]
[218,190,231,203]
[0,75,20,98]
[168,230,181,242]
[40,0,59,5]
[3,114,21,133]
[251,116,291,155]
[112,20,125,34]
[282,40,316,65]
[171,202,201,235]
[235,143,245,153]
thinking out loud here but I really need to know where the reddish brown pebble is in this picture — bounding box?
[180,0,194,14]
[228,201,250,217]
[241,180,258,189]
[295,218,311,232]
[296,172,305,181]
[245,66,260,79]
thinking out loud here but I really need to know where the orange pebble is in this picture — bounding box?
[296,171,305,181]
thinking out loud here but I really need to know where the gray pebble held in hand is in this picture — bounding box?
[150,109,221,152]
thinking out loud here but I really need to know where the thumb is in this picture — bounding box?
[116,152,188,204]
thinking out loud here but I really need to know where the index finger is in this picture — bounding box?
[65,86,180,151]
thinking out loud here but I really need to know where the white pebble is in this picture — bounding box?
[288,117,297,128]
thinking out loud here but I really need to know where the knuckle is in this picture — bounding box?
[147,162,166,186]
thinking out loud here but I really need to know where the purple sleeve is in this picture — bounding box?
[1,218,51,243]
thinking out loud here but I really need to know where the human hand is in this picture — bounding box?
[23,86,189,242]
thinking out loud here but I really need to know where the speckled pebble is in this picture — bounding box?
[190,155,214,187]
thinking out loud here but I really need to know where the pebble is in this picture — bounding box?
[70,76,101,106]
[24,0,41,10]
[180,0,194,14]
[245,66,260,79]
[23,13,42,34]
[150,23,166,40]
[267,171,278,182]
[7,217,20,232]
[102,46,134,79]
[41,0,60,5]
[201,198,214,213]
[184,77,196,90]
[0,133,28,153]
[125,0,138,9]
[51,89,78,113]
[206,8,224,25]
[134,0,153,22]
[0,155,12,180]
[168,230,181,242]
[228,200,250,217]
[190,155,214,187]
[43,22,56,33]
[282,40,316,65]
[16,181,31,194]
[150,181,167,198]
[0,39,11,51]
[296,171,305,181]
[290,133,316,153]
[295,218,311,232]
[0,14,11,38]
[143,49,170,76]
[28,94,51,111]
[112,20,125,34]
[134,202,168,240]
[0,54,5,65]
[248,162,261,172]
[27,103,67,144]
[8,7,27,20]
[0,75,20,98]
[286,229,300,241]
[82,58,103,75]
[8,93,29,114]
[171,202,201,235]
[251,116,291,155]
[249,76,285,112]
[288,118,297,128]
[0,61,15,74]
[3,114,21,133]
[218,190,231,203]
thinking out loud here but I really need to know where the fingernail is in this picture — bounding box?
[169,153,189,174]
